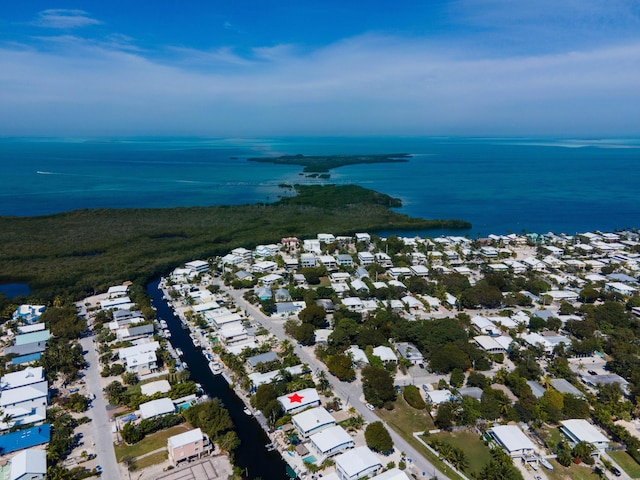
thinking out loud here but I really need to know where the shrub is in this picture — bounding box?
[403,385,426,410]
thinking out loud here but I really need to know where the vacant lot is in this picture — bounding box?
[114,424,191,461]
[428,430,492,476]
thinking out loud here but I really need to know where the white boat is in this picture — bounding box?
[243,407,252,416]
[209,361,223,374]
[176,348,184,357]
[163,329,171,338]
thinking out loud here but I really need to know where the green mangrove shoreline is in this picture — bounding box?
[0,185,470,300]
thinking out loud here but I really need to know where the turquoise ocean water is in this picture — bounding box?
[0,137,638,237]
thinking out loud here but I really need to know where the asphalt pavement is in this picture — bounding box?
[80,335,121,480]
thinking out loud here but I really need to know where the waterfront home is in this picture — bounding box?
[167,428,211,466]
[309,425,354,460]
[139,397,176,420]
[12,305,46,325]
[246,351,278,370]
[318,233,336,244]
[335,446,382,480]
[185,260,209,274]
[7,448,46,480]
[489,425,536,458]
[107,284,129,298]
[355,233,371,243]
[116,323,154,342]
[248,365,306,389]
[140,380,171,397]
[118,341,160,375]
[100,296,135,311]
[292,406,336,439]
[560,419,609,454]
[394,343,424,366]
[278,388,320,415]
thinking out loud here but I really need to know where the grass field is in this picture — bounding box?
[428,430,492,476]
[545,459,601,480]
[375,396,465,480]
[114,424,191,462]
[135,451,169,470]
[608,450,640,478]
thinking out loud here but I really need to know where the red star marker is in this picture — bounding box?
[288,393,304,403]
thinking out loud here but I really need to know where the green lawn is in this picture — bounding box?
[135,451,169,470]
[375,396,464,480]
[114,424,190,461]
[608,450,640,478]
[428,431,492,476]
[375,394,435,434]
[545,459,601,480]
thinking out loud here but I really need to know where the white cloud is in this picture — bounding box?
[1,33,639,136]
[34,9,102,29]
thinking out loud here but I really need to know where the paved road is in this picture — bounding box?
[80,335,121,480]
[225,286,449,480]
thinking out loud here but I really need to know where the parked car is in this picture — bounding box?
[611,466,621,477]
[365,403,375,411]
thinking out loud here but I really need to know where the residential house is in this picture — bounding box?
[168,428,211,466]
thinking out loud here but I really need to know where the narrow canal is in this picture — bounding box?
[147,279,288,480]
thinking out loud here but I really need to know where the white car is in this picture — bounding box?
[365,403,375,411]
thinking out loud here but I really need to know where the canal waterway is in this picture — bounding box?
[146,279,288,480]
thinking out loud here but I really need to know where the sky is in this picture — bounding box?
[2,1,640,137]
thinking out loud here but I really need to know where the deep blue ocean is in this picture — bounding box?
[1,137,638,237]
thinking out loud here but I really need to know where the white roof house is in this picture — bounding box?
[140,380,171,397]
[0,367,45,390]
[10,448,46,480]
[560,419,610,452]
[335,446,383,480]
[489,425,536,458]
[292,407,336,439]
[277,388,320,414]
[309,425,354,459]
[139,398,175,420]
[474,335,507,354]
[426,390,454,406]
[107,285,129,298]
[346,346,369,366]
[167,427,203,449]
[370,469,410,480]
[471,316,498,335]
[372,346,397,363]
